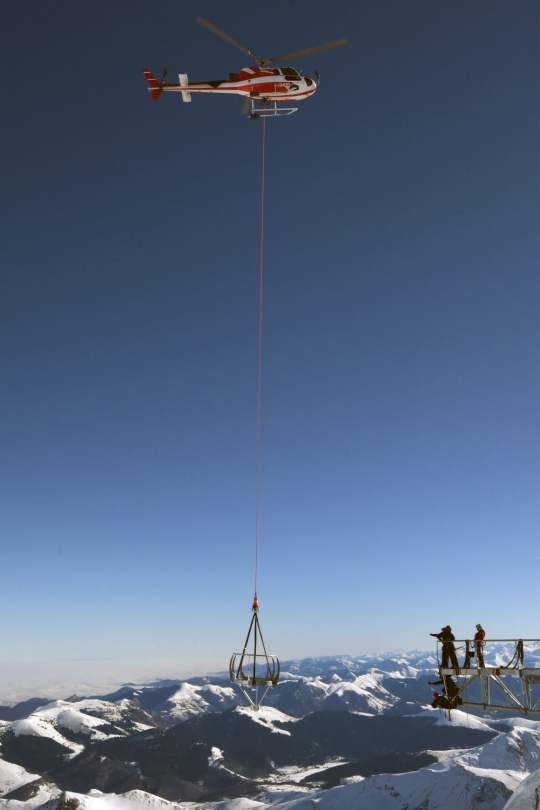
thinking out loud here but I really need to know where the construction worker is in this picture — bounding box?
[475,624,486,667]
[428,676,462,706]
[431,692,453,710]
[430,625,459,669]
[442,676,462,705]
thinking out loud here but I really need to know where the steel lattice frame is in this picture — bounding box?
[437,638,540,717]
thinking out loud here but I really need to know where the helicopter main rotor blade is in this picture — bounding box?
[196,16,259,61]
[267,38,347,64]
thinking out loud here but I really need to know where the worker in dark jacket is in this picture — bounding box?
[431,692,453,710]
[429,675,462,704]
[430,625,459,669]
[442,676,462,705]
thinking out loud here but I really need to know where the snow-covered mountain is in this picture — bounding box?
[256,718,540,810]
[2,716,539,810]
[35,699,157,738]
[154,683,238,722]
[0,651,538,810]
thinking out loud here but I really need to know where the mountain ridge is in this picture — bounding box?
[0,650,538,810]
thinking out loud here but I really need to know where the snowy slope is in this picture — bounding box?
[255,723,540,810]
[0,760,40,798]
[281,652,438,679]
[416,707,495,730]
[503,766,540,809]
[192,801,263,810]
[453,726,540,773]
[8,717,83,756]
[263,763,517,810]
[1,790,183,810]
[0,781,60,810]
[161,682,238,722]
[63,699,145,725]
[58,790,182,810]
[324,671,399,713]
[38,698,155,728]
[31,702,120,741]
[1,698,156,751]
[235,706,297,735]
[0,790,266,810]
[265,670,399,716]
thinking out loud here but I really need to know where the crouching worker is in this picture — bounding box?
[431,676,463,710]
[442,676,463,706]
[431,692,453,710]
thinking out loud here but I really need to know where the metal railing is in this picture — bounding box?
[435,639,539,670]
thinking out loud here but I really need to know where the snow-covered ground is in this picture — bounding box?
[1,698,155,750]
[8,716,83,757]
[164,682,237,722]
[503,766,540,809]
[415,707,495,730]
[1,724,537,810]
[235,706,297,735]
[256,721,540,810]
[0,781,57,810]
[30,701,123,741]
[0,760,40,799]
[1,790,185,810]
[263,764,517,810]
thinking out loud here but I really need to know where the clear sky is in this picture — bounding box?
[2,1,539,675]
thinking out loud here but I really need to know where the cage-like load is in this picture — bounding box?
[230,595,280,710]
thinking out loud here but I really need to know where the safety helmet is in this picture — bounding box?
[476,624,483,629]
[445,625,452,630]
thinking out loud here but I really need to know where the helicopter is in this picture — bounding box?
[142,16,347,118]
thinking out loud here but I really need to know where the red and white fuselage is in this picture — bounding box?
[143,65,317,103]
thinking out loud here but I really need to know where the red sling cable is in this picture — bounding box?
[254,117,267,606]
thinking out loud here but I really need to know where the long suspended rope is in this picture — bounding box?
[254,117,267,603]
[463,699,471,810]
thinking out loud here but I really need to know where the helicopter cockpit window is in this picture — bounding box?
[272,68,281,75]
[281,67,300,79]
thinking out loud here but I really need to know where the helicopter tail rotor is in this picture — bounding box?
[143,67,168,102]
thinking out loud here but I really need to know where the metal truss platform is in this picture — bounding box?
[436,639,540,716]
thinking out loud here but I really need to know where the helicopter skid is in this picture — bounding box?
[249,99,298,118]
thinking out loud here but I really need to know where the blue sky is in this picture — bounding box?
[1,0,538,673]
